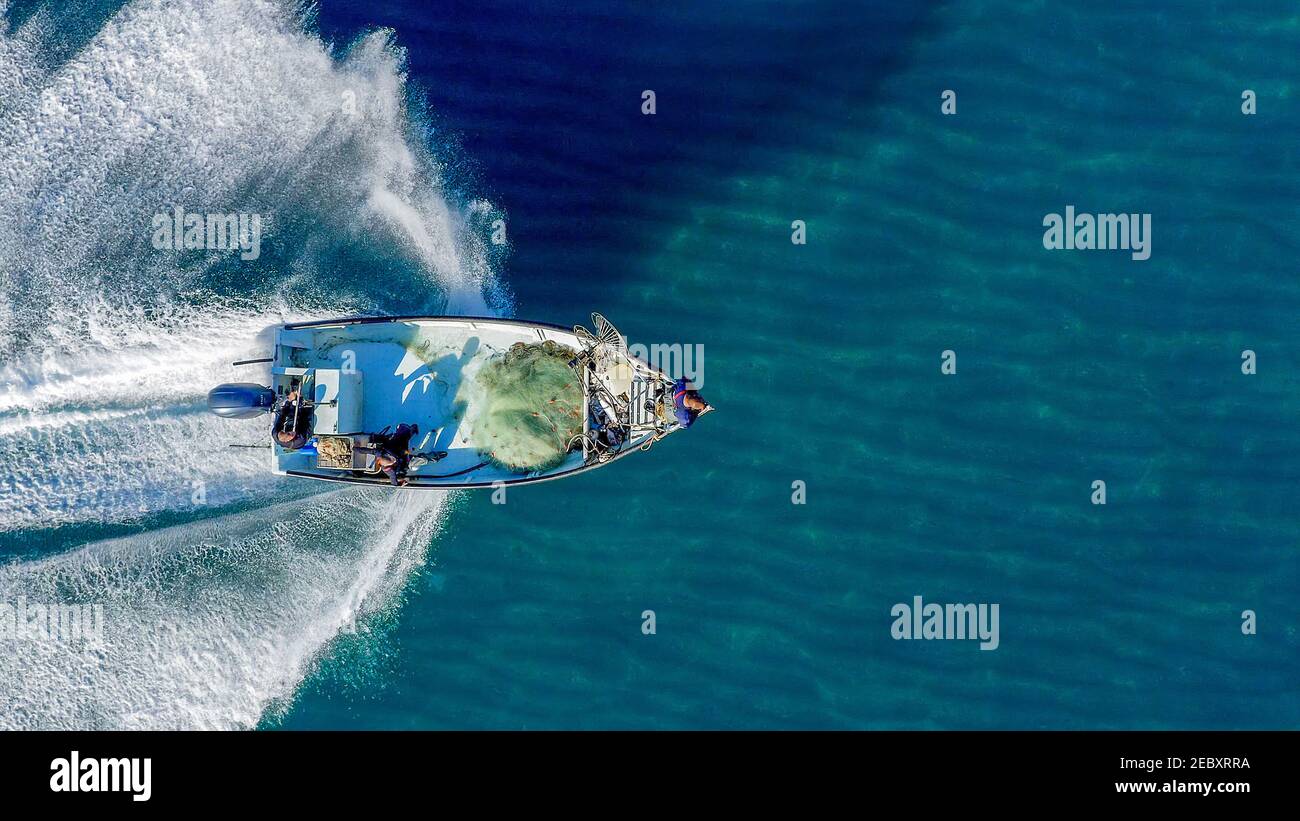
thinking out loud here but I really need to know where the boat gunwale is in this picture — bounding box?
[283,430,657,489]
[279,313,673,380]
[282,314,575,334]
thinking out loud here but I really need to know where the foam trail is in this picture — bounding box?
[0,0,499,355]
[0,300,284,415]
[0,0,502,535]
[0,488,447,729]
[0,0,503,725]
[0,301,340,533]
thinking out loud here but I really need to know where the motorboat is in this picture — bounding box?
[206,313,710,488]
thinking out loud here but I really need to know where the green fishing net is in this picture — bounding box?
[474,341,584,472]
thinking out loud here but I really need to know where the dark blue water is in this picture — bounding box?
[281,0,1298,728]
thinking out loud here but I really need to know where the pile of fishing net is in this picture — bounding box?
[474,341,585,472]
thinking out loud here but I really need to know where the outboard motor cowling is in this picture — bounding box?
[207,383,276,419]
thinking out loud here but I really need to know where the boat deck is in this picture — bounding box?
[269,318,593,487]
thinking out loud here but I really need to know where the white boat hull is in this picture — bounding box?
[251,314,685,489]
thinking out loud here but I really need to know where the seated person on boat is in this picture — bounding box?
[272,389,314,450]
[374,423,419,486]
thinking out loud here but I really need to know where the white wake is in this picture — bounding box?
[0,489,447,729]
[0,0,498,727]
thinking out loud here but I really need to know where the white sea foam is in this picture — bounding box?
[0,301,333,532]
[0,0,497,726]
[0,0,494,329]
[0,489,448,729]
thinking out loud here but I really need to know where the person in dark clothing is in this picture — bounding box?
[671,378,711,429]
[374,423,419,486]
[271,389,314,450]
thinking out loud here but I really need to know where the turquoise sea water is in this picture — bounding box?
[0,0,1296,728]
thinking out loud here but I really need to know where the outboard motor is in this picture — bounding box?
[207,383,276,419]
